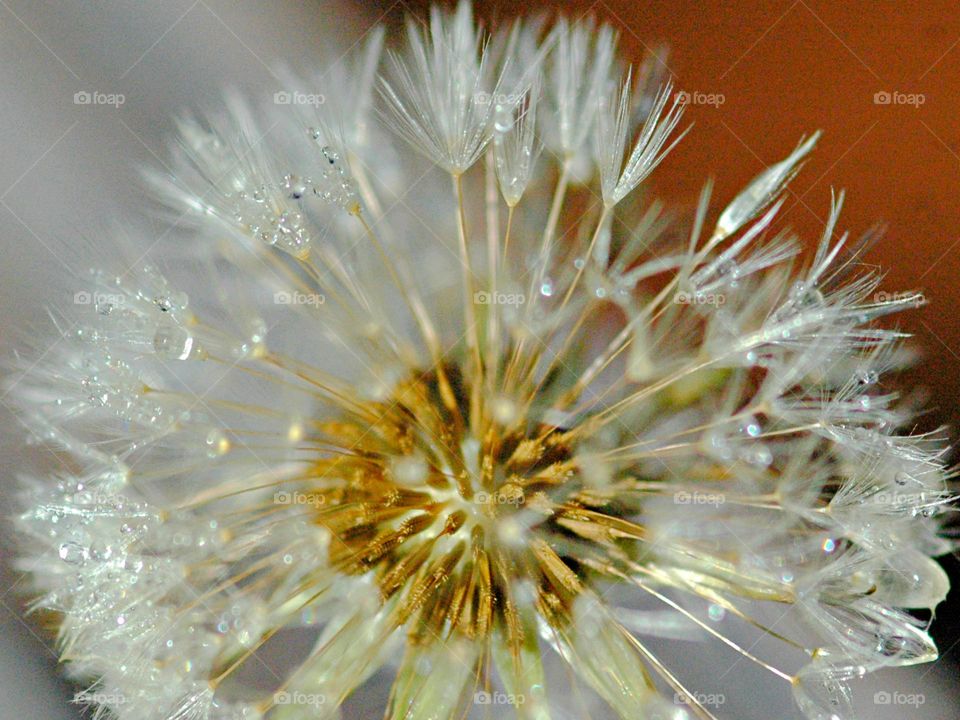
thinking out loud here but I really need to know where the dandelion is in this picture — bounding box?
[10,3,954,719]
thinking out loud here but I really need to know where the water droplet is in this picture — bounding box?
[708,604,726,621]
[875,632,908,657]
[856,369,879,385]
[741,418,762,438]
[205,429,230,457]
[717,259,741,287]
[283,174,308,200]
[493,104,514,133]
[741,445,773,468]
[321,146,339,165]
[95,298,115,316]
[58,541,89,566]
[539,280,554,297]
[153,323,195,360]
[88,392,108,407]
[89,542,113,561]
[705,429,733,461]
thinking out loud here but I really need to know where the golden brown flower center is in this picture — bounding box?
[300,363,596,640]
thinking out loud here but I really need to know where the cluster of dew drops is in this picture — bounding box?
[232,131,358,256]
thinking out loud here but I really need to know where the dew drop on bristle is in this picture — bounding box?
[153,323,195,360]
[205,428,230,458]
[740,417,762,438]
[493,104,514,133]
[741,445,773,468]
[59,541,90,566]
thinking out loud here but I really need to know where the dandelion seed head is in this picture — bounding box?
[9,3,955,720]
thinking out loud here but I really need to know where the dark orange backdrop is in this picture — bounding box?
[393,0,960,434]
